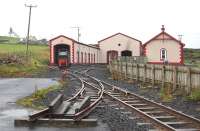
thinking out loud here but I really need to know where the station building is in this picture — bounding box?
[49,25,185,65]
[143,25,185,65]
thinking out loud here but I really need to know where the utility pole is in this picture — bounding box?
[25,4,37,62]
[178,34,183,42]
[71,26,81,42]
[71,26,81,63]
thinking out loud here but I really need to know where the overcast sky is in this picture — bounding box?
[0,0,200,48]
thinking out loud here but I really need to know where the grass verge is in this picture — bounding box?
[16,84,62,110]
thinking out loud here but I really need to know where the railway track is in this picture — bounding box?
[74,68,200,131]
[15,68,104,127]
[16,66,200,130]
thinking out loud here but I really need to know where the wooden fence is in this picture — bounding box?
[117,56,147,64]
[109,60,200,94]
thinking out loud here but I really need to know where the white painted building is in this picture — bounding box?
[48,26,185,65]
[143,26,185,65]
[98,33,142,63]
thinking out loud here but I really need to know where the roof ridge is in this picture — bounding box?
[143,31,185,47]
[98,32,141,43]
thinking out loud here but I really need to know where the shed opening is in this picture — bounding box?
[121,50,132,56]
[54,44,70,65]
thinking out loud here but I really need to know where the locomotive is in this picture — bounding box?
[58,49,70,67]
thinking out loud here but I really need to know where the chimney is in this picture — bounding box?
[161,25,165,32]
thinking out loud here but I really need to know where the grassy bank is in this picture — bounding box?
[16,84,62,109]
[184,48,200,67]
[0,43,49,77]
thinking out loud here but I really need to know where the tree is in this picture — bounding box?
[8,27,13,36]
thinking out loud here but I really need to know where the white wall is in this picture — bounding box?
[50,36,74,64]
[99,33,141,63]
[74,42,100,64]
[145,40,181,63]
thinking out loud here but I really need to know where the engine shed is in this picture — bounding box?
[49,35,100,65]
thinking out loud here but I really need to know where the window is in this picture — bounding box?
[85,53,87,64]
[77,51,79,64]
[81,52,83,64]
[88,53,90,64]
[160,48,167,61]
[94,54,95,63]
[91,54,93,64]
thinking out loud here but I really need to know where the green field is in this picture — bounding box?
[0,36,20,43]
[0,43,49,77]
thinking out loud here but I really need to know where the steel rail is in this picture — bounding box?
[69,71,105,121]
[73,81,104,121]
[102,81,200,126]
[28,71,85,121]
[66,72,86,102]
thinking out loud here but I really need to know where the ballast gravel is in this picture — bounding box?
[87,64,200,120]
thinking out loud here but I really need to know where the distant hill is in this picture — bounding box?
[184,48,200,67]
[0,36,20,44]
[0,36,48,45]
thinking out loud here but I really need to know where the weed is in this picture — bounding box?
[186,88,200,101]
[160,83,173,102]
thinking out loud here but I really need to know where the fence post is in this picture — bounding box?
[117,60,120,74]
[131,62,134,80]
[120,60,123,78]
[186,67,191,94]
[152,65,155,87]
[173,66,177,91]
[125,58,128,79]
[162,65,165,88]
[143,64,146,83]
[136,64,139,82]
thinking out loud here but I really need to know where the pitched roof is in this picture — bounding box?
[49,35,99,49]
[49,35,75,42]
[98,32,141,43]
[143,31,185,47]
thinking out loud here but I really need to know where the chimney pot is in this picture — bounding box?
[161,25,165,32]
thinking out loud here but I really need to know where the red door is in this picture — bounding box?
[107,50,118,64]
